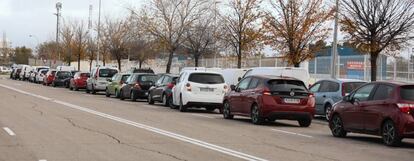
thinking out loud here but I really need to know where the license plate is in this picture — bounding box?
[200,88,214,92]
[284,98,300,104]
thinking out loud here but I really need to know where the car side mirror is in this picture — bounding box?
[238,77,242,82]
[230,85,236,91]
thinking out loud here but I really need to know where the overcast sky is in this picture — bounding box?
[0,0,144,49]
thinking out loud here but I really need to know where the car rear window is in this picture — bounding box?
[267,79,307,92]
[41,70,48,74]
[80,73,90,77]
[121,75,130,82]
[400,86,414,101]
[343,82,365,94]
[57,71,71,77]
[188,73,224,84]
[139,75,158,82]
[99,69,117,77]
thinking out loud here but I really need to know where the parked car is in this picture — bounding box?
[0,66,12,73]
[19,65,32,81]
[241,67,310,87]
[329,81,414,146]
[51,71,72,87]
[69,72,90,91]
[11,65,22,80]
[219,68,248,86]
[172,70,227,112]
[223,75,315,126]
[36,69,49,84]
[86,66,119,94]
[29,66,49,83]
[148,74,179,107]
[309,79,366,120]
[43,69,57,86]
[127,68,155,74]
[120,73,158,101]
[64,70,79,88]
[105,73,131,98]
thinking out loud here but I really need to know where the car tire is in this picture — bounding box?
[148,93,155,104]
[325,104,332,121]
[74,86,79,91]
[120,90,125,100]
[52,82,57,87]
[179,95,187,112]
[168,96,176,109]
[298,119,312,127]
[91,85,96,95]
[162,94,168,107]
[251,104,264,125]
[86,86,90,93]
[105,88,110,97]
[330,114,347,137]
[382,120,402,146]
[69,86,73,90]
[115,89,120,98]
[223,101,234,119]
[130,92,137,102]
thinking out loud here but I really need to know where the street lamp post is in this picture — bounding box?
[96,0,102,67]
[55,2,62,63]
[331,0,339,79]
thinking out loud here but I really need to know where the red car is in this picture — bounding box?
[69,72,90,91]
[329,81,414,146]
[223,75,315,126]
[43,70,56,86]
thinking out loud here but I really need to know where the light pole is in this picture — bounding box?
[96,0,102,67]
[331,0,339,78]
[55,2,62,62]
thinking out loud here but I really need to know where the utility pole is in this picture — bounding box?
[55,2,62,63]
[331,0,339,78]
[96,0,102,67]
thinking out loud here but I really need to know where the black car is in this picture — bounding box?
[120,73,158,101]
[127,68,155,74]
[52,71,72,87]
[148,74,179,107]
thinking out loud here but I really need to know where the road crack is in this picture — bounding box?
[30,103,43,116]
[63,117,186,161]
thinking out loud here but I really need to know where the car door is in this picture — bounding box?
[362,84,394,133]
[108,74,119,94]
[173,73,185,105]
[342,84,376,131]
[230,77,251,114]
[310,82,323,114]
[152,76,165,100]
[241,77,261,114]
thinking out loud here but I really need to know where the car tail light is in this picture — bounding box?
[262,87,272,96]
[309,93,315,98]
[397,103,414,114]
[134,83,141,89]
[186,83,191,91]
[167,83,174,89]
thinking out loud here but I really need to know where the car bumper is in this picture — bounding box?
[265,111,313,121]
[53,80,66,86]
[132,89,149,99]
[182,92,224,106]
[185,102,222,108]
[401,114,414,138]
[93,83,107,91]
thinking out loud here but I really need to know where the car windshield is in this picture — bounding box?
[400,85,414,101]
[57,71,71,77]
[139,75,158,82]
[343,82,365,94]
[99,69,118,77]
[267,79,307,92]
[188,73,224,84]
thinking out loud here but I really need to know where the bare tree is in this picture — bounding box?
[221,0,263,68]
[340,0,414,81]
[37,41,58,62]
[263,0,334,67]
[102,18,130,71]
[137,0,208,73]
[72,21,89,71]
[60,24,75,65]
[86,37,97,72]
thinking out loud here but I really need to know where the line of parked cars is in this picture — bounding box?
[8,64,414,146]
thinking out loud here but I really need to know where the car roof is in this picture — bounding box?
[372,80,414,86]
[184,70,222,75]
[315,78,366,83]
[250,75,301,81]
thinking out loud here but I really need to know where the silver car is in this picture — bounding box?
[309,79,366,120]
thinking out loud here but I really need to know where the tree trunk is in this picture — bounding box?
[139,61,142,69]
[370,53,379,81]
[237,49,242,69]
[194,55,199,67]
[166,50,174,74]
[89,60,92,72]
[77,53,81,71]
[117,58,122,72]
[103,53,106,66]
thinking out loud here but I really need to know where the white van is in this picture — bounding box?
[219,68,248,86]
[242,67,311,86]
[56,66,76,72]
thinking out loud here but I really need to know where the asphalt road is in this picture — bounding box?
[0,76,413,161]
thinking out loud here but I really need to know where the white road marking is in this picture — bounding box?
[0,83,268,161]
[13,83,22,86]
[39,160,47,161]
[191,114,215,119]
[271,129,313,138]
[3,127,16,136]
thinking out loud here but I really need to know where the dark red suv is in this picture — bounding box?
[223,75,315,126]
[329,81,414,146]
[69,72,90,91]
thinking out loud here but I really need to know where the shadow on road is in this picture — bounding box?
[344,135,414,149]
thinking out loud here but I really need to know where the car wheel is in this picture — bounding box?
[74,86,79,91]
[382,120,402,146]
[325,104,332,121]
[69,86,73,90]
[251,104,264,125]
[179,95,187,112]
[52,82,57,87]
[105,88,110,97]
[330,114,347,137]
[148,92,155,104]
[91,85,96,94]
[223,101,234,119]
[86,85,90,93]
[162,94,168,107]
[298,119,312,127]
[130,92,137,102]
[120,90,125,100]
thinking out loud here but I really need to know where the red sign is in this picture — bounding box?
[347,61,364,70]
